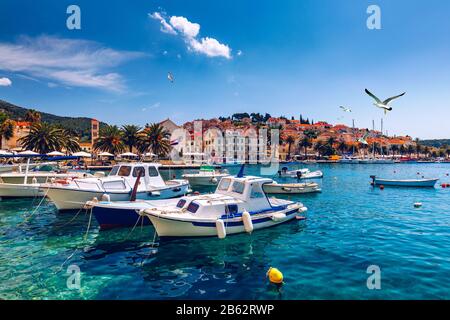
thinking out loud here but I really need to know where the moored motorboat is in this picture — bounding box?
[182,165,230,186]
[263,181,321,194]
[278,167,323,179]
[139,174,307,238]
[0,182,43,199]
[43,163,191,211]
[370,175,438,187]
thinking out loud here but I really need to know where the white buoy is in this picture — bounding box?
[271,212,287,222]
[32,177,37,184]
[242,211,254,233]
[216,219,226,239]
[211,177,218,184]
[101,193,110,202]
[414,202,422,208]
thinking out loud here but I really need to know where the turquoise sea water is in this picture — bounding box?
[1,163,450,300]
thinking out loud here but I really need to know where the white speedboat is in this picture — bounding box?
[43,163,190,211]
[139,175,307,238]
[182,165,230,186]
[0,164,92,184]
[278,167,323,179]
[0,182,43,199]
[370,175,438,187]
[263,181,321,194]
[86,198,179,229]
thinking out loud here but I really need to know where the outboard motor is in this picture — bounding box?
[370,175,376,186]
[296,171,302,179]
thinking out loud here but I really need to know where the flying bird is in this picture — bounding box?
[357,131,370,145]
[167,72,174,83]
[340,106,352,113]
[365,89,405,114]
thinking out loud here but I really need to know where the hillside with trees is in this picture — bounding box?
[0,99,107,142]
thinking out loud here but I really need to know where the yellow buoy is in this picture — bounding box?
[267,267,283,284]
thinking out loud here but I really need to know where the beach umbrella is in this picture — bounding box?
[144,152,157,157]
[98,152,114,157]
[72,151,92,158]
[119,152,138,157]
[18,150,39,155]
[47,151,65,156]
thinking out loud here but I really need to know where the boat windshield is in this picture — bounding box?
[218,178,232,191]
[148,166,159,177]
[250,183,265,198]
[231,181,245,194]
[118,166,132,177]
[132,166,145,177]
[109,166,119,176]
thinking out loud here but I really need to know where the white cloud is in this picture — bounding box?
[0,77,12,86]
[188,37,231,59]
[149,12,177,35]
[169,16,200,38]
[142,102,161,112]
[0,35,144,91]
[237,50,243,56]
[150,12,232,59]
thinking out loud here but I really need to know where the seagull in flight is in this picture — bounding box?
[357,131,370,145]
[167,72,174,83]
[365,89,405,114]
[339,106,352,113]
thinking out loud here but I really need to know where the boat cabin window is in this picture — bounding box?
[176,199,187,208]
[148,166,159,177]
[231,181,245,194]
[250,183,265,198]
[109,165,119,176]
[226,204,238,214]
[187,202,200,213]
[132,166,146,178]
[118,166,132,177]
[218,178,232,191]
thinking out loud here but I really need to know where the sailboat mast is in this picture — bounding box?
[380,118,383,157]
[372,120,375,157]
[352,119,355,155]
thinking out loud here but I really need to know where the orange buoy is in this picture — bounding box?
[193,191,200,195]
[379,185,385,190]
[442,184,447,188]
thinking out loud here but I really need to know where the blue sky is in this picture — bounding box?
[0,0,449,139]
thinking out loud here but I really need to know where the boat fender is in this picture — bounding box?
[32,177,37,184]
[271,212,287,222]
[138,209,146,216]
[50,177,55,184]
[211,177,218,184]
[242,211,254,233]
[101,193,110,202]
[379,185,384,190]
[216,219,226,239]
[267,267,283,284]
[149,191,161,196]
[91,197,98,203]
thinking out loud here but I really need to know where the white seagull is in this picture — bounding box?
[365,89,405,114]
[340,106,352,113]
[167,72,174,83]
[357,131,370,145]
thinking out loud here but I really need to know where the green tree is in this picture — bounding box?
[137,123,171,157]
[285,135,295,160]
[94,125,125,154]
[121,124,142,152]
[299,137,312,159]
[24,109,41,123]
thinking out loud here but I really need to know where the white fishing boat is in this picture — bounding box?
[182,165,230,186]
[139,173,308,238]
[263,181,321,194]
[278,167,323,179]
[370,175,438,187]
[43,163,190,211]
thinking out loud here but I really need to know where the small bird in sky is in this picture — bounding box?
[167,72,174,83]
[357,131,370,145]
[339,106,352,112]
[365,89,406,114]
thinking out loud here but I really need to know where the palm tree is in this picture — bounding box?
[0,112,15,150]
[121,124,142,152]
[60,129,81,154]
[94,125,125,155]
[314,140,324,157]
[137,123,171,157]
[24,109,41,123]
[18,122,63,154]
[285,135,295,160]
[299,137,312,159]
[391,144,399,157]
[407,145,415,158]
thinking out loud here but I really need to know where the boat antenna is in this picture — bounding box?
[236,164,245,178]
